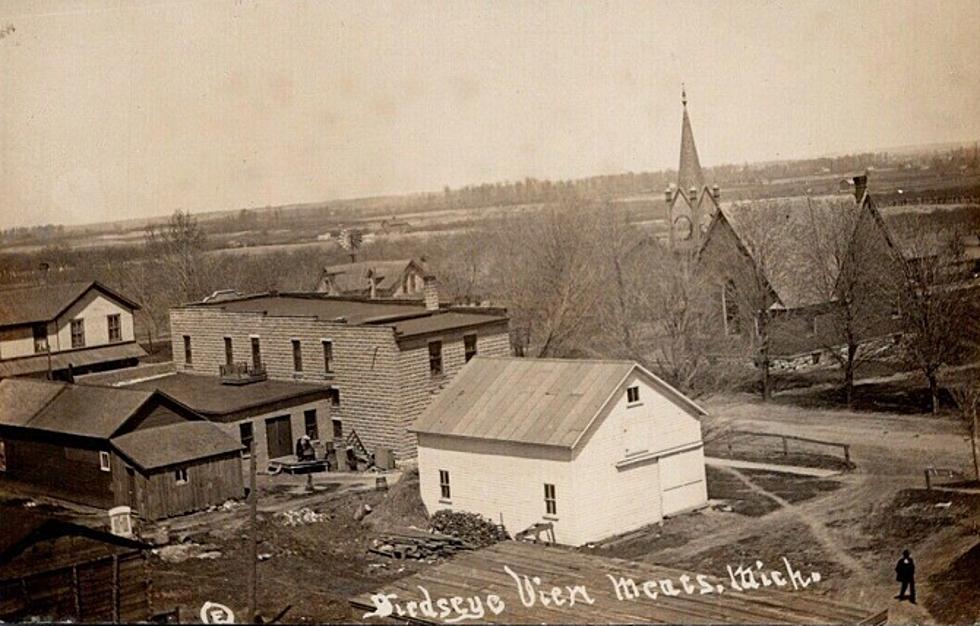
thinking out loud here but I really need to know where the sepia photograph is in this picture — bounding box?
[1,0,978,623]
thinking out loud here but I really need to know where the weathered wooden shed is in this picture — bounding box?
[0,378,244,520]
[112,421,244,519]
[0,510,150,623]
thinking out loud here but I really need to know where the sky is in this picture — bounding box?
[1,0,979,229]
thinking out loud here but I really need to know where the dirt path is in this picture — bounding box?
[717,466,874,587]
[675,397,979,621]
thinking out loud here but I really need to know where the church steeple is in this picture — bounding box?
[677,85,705,198]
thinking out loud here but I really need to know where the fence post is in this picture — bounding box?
[924,469,931,491]
[843,445,850,464]
[782,437,789,457]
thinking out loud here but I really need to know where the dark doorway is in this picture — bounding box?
[265,415,292,459]
[126,467,137,511]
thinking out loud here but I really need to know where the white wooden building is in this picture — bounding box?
[412,356,708,546]
[0,281,145,379]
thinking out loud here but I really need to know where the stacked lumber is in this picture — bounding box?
[370,529,472,560]
[430,510,510,548]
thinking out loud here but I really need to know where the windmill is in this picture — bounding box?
[337,227,363,262]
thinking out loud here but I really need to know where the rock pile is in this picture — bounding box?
[275,507,329,526]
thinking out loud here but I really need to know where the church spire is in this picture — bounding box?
[677,85,705,197]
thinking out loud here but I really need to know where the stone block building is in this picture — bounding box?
[168,290,510,458]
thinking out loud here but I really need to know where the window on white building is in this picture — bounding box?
[439,469,451,500]
[544,483,557,516]
[627,385,640,404]
[175,468,188,484]
[99,450,111,472]
[71,319,86,348]
[33,323,48,353]
[107,314,121,343]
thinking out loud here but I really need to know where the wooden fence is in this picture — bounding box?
[711,429,851,464]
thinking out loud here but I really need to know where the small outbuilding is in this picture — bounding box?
[118,372,337,473]
[412,357,708,546]
[0,378,244,520]
[0,510,150,622]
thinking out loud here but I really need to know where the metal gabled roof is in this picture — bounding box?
[411,356,705,450]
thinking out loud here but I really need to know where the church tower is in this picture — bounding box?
[666,86,719,251]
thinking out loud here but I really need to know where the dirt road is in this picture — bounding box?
[684,394,980,624]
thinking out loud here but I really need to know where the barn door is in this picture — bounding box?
[126,467,138,511]
[77,559,115,622]
[660,450,707,516]
[265,415,292,459]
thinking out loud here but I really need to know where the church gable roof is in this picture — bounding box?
[707,194,859,310]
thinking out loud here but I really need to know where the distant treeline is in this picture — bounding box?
[2,144,977,246]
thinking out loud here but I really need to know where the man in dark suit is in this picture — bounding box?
[895,549,916,604]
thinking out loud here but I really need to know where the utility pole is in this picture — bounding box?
[246,439,257,622]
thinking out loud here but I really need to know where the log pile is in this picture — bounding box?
[429,510,510,548]
[370,529,472,560]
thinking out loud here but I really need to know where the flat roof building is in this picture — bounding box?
[168,290,511,458]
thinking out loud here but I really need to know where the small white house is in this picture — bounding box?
[412,356,708,546]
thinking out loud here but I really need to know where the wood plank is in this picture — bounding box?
[352,542,882,625]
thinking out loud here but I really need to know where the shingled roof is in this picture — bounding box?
[707,194,859,309]
[112,421,243,470]
[411,357,705,449]
[0,379,178,439]
[320,259,421,293]
[0,281,140,328]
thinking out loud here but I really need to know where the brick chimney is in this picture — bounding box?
[852,174,868,203]
[423,275,439,311]
[711,185,720,202]
[664,187,673,204]
[689,186,698,203]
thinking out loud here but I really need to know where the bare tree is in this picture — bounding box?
[948,379,980,482]
[891,226,973,414]
[483,200,614,357]
[700,205,790,400]
[602,237,732,394]
[800,197,896,406]
[145,210,208,303]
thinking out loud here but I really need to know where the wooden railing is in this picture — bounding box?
[219,362,267,385]
[923,466,963,490]
[711,428,852,465]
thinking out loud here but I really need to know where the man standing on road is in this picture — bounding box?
[895,549,916,604]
